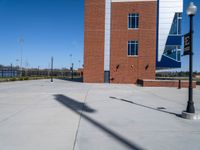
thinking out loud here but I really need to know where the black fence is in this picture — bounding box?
[0,68,82,78]
[0,70,18,78]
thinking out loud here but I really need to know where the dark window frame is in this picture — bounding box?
[163,45,181,62]
[169,13,182,35]
[128,40,139,56]
[128,13,139,29]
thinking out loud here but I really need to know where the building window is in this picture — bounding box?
[169,13,182,35]
[128,13,139,29]
[128,41,138,56]
[163,45,181,62]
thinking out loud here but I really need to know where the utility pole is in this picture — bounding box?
[51,57,54,82]
[38,66,40,76]
[71,63,74,80]
[19,37,24,77]
[11,63,13,77]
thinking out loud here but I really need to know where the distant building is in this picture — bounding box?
[84,0,183,83]
[195,75,200,79]
[77,68,84,77]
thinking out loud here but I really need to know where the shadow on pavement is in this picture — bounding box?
[109,96,181,117]
[55,94,95,113]
[54,94,144,150]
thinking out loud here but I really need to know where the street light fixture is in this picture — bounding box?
[182,2,199,120]
[187,2,197,16]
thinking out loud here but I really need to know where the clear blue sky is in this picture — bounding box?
[181,0,200,72]
[0,0,84,69]
[0,0,199,71]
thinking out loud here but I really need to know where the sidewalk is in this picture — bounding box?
[73,83,200,150]
[0,79,200,150]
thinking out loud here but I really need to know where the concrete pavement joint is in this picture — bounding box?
[73,86,93,150]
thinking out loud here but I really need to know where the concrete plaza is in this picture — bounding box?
[0,79,200,150]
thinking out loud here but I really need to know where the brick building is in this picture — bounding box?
[84,0,183,84]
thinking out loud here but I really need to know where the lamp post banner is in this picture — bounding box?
[184,33,191,55]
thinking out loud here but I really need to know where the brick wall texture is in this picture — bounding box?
[84,0,157,84]
[138,79,197,88]
[84,0,105,83]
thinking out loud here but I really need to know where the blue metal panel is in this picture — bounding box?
[166,36,182,45]
[156,35,182,69]
[156,55,181,69]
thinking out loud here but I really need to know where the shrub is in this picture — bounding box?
[19,77,24,81]
[10,78,17,81]
[24,77,29,80]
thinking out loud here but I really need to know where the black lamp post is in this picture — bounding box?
[71,63,74,80]
[186,2,197,113]
[51,57,54,82]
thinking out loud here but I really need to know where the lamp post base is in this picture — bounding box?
[182,111,200,120]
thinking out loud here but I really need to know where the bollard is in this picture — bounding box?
[178,79,181,89]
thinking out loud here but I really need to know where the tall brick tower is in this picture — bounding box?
[84,0,106,83]
[84,0,183,84]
